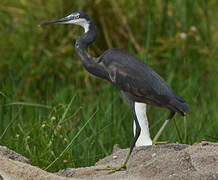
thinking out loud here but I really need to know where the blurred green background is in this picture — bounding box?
[0,0,217,172]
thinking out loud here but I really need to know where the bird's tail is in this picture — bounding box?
[169,96,189,116]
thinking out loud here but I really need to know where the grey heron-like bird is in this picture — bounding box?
[41,11,189,172]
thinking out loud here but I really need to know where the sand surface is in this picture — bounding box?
[0,142,218,180]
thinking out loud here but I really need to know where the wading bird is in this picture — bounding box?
[41,11,189,172]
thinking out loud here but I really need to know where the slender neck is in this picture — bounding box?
[75,21,108,80]
[75,21,97,66]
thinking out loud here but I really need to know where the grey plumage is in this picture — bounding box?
[97,48,189,116]
[41,11,189,171]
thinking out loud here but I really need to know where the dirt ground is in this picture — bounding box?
[0,142,218,180]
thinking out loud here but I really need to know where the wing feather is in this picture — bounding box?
[102,49,173,94]
[98,48,189,113]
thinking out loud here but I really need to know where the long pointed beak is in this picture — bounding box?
[40,17,70,26]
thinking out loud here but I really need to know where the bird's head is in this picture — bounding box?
[40,11,91,33]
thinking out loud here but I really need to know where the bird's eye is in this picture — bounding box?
[75,15,80,19]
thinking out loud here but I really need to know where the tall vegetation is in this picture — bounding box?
[0,0,217,172]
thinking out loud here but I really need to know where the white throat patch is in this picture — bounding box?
[61,18,90,33]
[72,18,90,33]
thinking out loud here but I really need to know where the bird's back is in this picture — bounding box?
[98,48,189,115]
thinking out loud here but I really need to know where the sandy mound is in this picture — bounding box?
[0,142,218,180]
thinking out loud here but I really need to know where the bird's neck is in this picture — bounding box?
[75,21,97,67]
[75,21,108,80]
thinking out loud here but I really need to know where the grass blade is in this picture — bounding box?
[58,95,76,124]
[44,109,98,171]
[0,92,7,99]
[4,102,51,109]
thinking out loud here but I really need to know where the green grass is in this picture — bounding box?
[0,0,218,172]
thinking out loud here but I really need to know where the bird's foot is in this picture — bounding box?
[95,163,126,173]
[152,141,169,147]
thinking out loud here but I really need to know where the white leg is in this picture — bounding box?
[134,102,152,146]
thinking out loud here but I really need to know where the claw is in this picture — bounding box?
[152,141,169,147]
[95,148,131,173]
[95,163,126,173]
